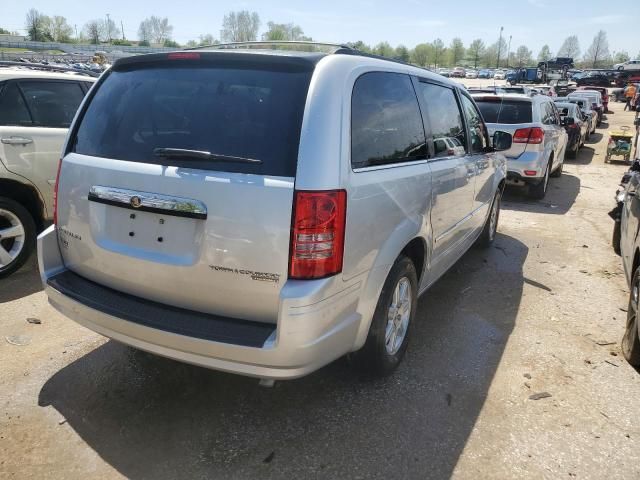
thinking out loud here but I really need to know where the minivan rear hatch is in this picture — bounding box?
[57,51,314,323]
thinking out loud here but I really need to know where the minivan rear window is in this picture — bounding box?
[475,99,532,124]
[72,63,312,177]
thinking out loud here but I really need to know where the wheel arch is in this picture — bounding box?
[352,230,429,350]
[0,179,44,231]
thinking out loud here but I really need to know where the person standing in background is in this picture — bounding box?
[625,82,637,111]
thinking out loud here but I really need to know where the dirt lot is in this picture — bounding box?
[1,99,640,479]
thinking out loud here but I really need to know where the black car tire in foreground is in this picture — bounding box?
[623,266,640,367]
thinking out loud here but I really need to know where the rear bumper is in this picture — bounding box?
[505,151,546,183]
[38,226,363,380]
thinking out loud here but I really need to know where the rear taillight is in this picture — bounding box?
[52,159,62,225]
[513,127,544,144]
[289,190,347,280]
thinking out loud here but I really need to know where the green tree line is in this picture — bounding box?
[8,8,637,68]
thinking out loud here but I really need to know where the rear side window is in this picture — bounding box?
[20,81,85,128]
[73,64,312,177]
[416,82,466,158]
[351,72,426,168]
[475,99,533,124]
[0,83,32,126]
[541,103,558,125]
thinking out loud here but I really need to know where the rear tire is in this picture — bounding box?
[0,197,36,279]
[529,161,551,200]
[350,256,418,377]
[622,266,640,367]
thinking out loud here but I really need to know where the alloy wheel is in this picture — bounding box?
[385,277,412,355]
[489,193,500,242]
[0,208,26,270]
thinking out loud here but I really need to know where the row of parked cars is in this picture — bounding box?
[464,83,608,198]
[0,43,610,384]
[438,67,509,79]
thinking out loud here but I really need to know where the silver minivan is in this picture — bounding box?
[38,45,511,380]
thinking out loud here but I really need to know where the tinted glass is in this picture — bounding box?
[20,81,85,128]
[0,83,32,126]
[416,82,466,158]
[351,72,426,168]
[475,99,533,124]
[545,103,559,124]
[73,65,312,176]
[460,95,488,153]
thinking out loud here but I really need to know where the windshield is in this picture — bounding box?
[475,99,533,124]
[72,63,312,176]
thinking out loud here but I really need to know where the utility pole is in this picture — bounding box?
[121,20,125,41]
[507,35,512,67]
[496,26,504,68]
[106,13,111,44]
[74,24,78,41]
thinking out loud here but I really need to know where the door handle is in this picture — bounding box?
[1,137,33,145]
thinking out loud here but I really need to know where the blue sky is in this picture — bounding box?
[4,0,638,57]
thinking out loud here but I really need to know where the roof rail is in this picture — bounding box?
[188,41,432,72]
[0,60,100,77]
[191,41,355,54]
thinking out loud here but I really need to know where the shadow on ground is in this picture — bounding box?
[502,172,580,215]
[566,146,596,166]
[0,255,42,303]
[38,235,527,479]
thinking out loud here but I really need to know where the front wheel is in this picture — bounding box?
[477,189,501,247]
[0,197,36,279]
[350,256,418,377]
[622,267,640,367]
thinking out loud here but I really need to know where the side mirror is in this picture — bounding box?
[493,131,513,152]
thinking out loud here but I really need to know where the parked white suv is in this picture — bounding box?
[0,65,95,277]
[39,45,512,380]
[472,93,568,199]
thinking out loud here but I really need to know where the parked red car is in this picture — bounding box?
[577,86,609,112]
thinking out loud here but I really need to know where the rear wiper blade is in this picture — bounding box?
[153,148,262,165]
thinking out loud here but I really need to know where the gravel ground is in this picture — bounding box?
[1,98,639,480]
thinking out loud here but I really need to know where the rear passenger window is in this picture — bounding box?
[351,72,427,168]
[19,81,85,128]
[543,103,558,125]
[416,82,466,158]
[0,83,32,126]
[460,95,488,153]
[541,103,553,124]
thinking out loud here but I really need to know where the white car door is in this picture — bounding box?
[0,79,85,219]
